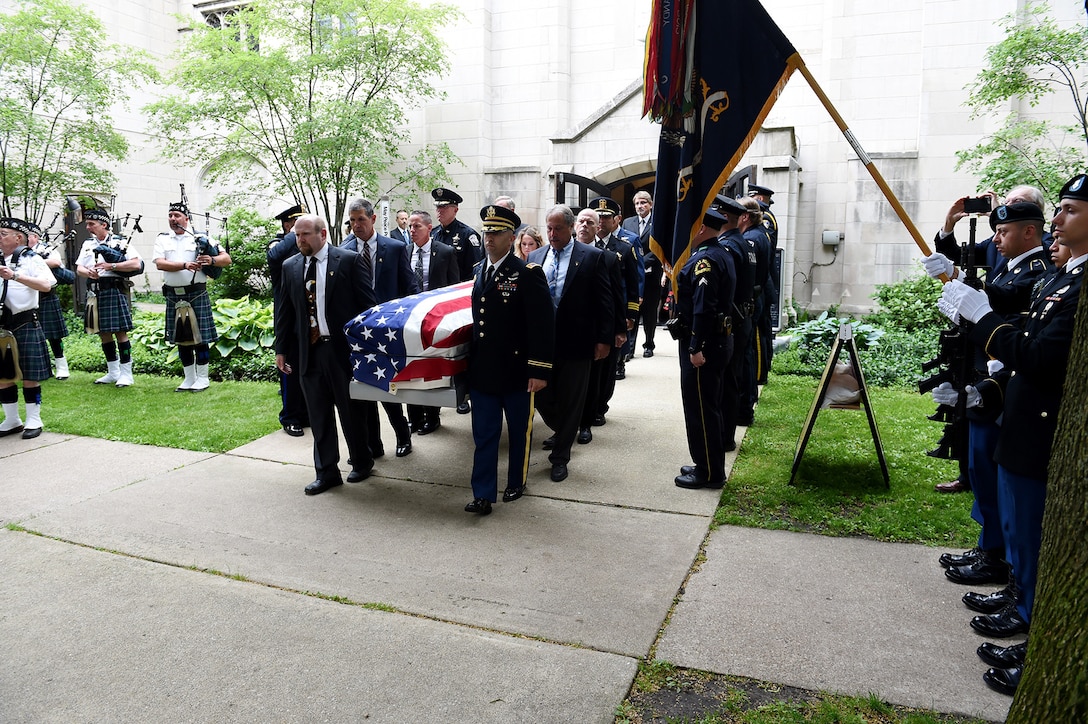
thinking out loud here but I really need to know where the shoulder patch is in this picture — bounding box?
[526,262,541,269]
[1029,259,1046,270]
[694,258,712,275]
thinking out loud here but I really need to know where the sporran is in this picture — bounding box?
[173,300,201,345]
[84,290,100,334]
[0,328,21,384]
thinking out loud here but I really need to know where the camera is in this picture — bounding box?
[963,196,992,214]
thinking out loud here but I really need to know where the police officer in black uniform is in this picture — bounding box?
[430,187,481,283]
[268,203,309,436]
[749,183,778,380]
[674,206,736,490]
[714,195,757,447]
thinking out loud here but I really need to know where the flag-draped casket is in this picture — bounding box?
[345,281,473,406]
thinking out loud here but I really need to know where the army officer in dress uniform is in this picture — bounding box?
[464,205,554,516]
[673,206,736,490]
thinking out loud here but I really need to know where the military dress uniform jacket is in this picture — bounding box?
[981,248,1053,316]
[718,229,755,320]
[677,242,736,354]
[603,233,641,323]
[970,257,1085,478]
[468,255,554,394]
[431,218,481,282]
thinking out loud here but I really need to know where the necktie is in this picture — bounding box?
[362,239,374,287]
[595,237,606,250]
[548,246,562,306]
[415,248,425,290]
[305,256,320,345]
[639,218,646,237]
[484,263,495,287]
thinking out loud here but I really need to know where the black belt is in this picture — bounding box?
[0,309,36,329]
[312,335,332,346]
[164,283,207,295]
[96,278,128,290]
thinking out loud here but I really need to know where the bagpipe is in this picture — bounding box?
[178,184,225,279]
[33,218,78,286]
[92,213,144,278]
[0,247,33,382]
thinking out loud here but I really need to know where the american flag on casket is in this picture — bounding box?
[345,281,474,393]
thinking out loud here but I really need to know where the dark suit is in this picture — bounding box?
[343,233,419,454]
[267,232,308,429]
[624,213,662,351]
[389,227,410,244]
[468,254,554,501]
[406,241,461,430]
[274,244,376,483]
[582,236,631,427]
[528,241,612,466]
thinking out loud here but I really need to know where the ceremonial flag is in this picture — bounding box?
[645,0,801,270]
[345,281,474,393]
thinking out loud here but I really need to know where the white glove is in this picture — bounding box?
[939,279,993,324]
[931,381,959,406]
[986,359,1004,376]
[931,381,981,408]
[965,385,981,408]
[923,252,955,280]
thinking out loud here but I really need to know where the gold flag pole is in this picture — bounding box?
[796,62,950,282]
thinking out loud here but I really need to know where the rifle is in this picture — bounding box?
[918,217,984,460]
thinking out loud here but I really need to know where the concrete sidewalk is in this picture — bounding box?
[0,346,1009,723]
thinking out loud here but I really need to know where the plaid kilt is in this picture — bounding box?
[11,318,51,382]
[164,286,218,345]
[37,291,68,340]
[91,286,134,333]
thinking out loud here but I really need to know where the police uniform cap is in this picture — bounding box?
[702,207,728,231]
[712,195,747,218]
[0,217,33,237]
[431,187,463,206]
[274,203,306,222]
[588,196,620,217]
[747,184,775,197]
[1058,174,1088,203]
[480,204,520,233]
[83,208,110,223]
[989,202,1045,231]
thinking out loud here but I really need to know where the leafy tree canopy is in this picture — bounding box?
[147,0,461,241]
[0,0,158,224]
[955,2,1088,200]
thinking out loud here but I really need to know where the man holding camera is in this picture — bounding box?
[153,200,232,392]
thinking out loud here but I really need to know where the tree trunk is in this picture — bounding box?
[1006,285,1088,721]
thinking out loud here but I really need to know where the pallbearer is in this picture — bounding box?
[465,204,554,515]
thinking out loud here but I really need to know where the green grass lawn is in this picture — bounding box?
[39,371,281,452]
[718,374,974,548]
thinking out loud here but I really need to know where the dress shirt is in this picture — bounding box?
[544,241,573,303]
[2,251,53,312]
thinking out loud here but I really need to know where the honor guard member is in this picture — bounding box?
[0,217,56,438]
[937,174,1088,696]
[747,184,778,248]
[268,203,309,436]
[714,195,757,442]
[28,222,75,380]
[465,204,554,515]
[673,207,735,489]
[590,196,642,380]
[747,184,779,381]
[75,208,143,387]
[154,200,232,392]
[431,186,481,415]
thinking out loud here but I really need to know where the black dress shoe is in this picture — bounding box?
[502,486,525,502]
[939,546,984,569]
[577,427,592,444]
[0,424,25,437]
[615,363,626,380]
[983,665,1022,696]
[971,604,1029,638]
[456,401,471,414]
[592,414,606,426]
[283,424,304,437]
[21,427,42,439]
[945,557,1009,586]
[304,478,343,495]
[680,465,696,476]
[464,498,492,515]
[963,584,1017,614]
[977,641,1027,669]
[418,420,441,435]
[550,463,568,482]
[395,441,412,457]
[346,466,372,483]
[642,348,654,358]
[674,473,723,489]
[542,435,556,450]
